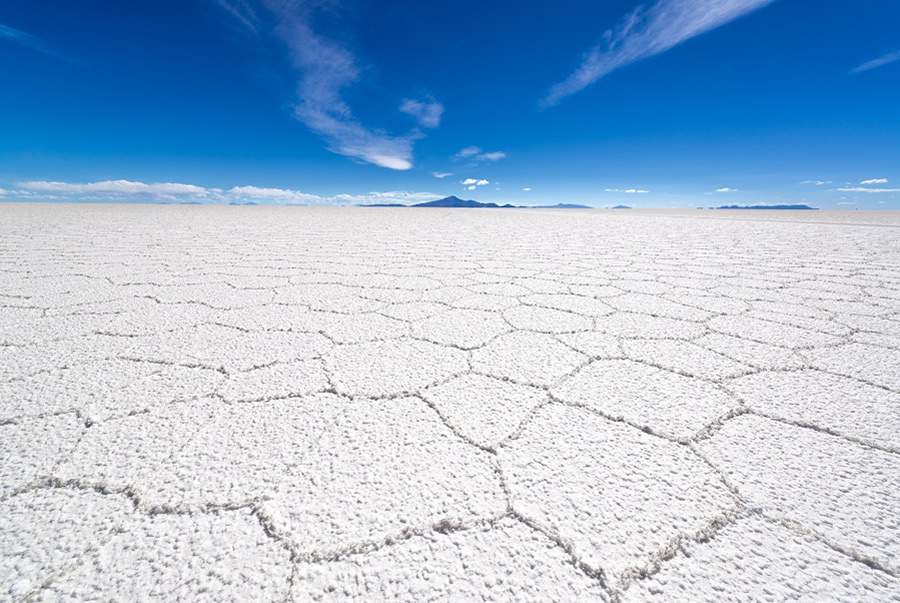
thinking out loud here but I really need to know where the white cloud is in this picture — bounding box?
[399,99,444,129]
[605,187,649,194]
[432,172,453,179]
[801,180,831,186]
[478,151,507,161]
[19,180,212,200]
[851,50,900,74]
[329,191,443,205]
[454,146,507,162]
[860,178,888,185]
[10,178,441,205]
[522,187,532,192]
[461,178,490,191]
[456,146,482,159]
[837,187,900,193]
[228,185,320,203]
[542,0,774,107]
[715,187,738,193]
[228,1,441,171]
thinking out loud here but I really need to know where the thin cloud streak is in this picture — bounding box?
[213,1,440,171]
[21,180,208,197]
[542,0,774,107]
[851,50,900,74]
[267,1,417,170]
[399,99,444,128]
[454,146,507,162]
[214,0,260,33]
[0,23,72,63]
[605,187,649,194]
[837,187,900,193]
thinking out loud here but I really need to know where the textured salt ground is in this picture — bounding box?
[2,205,900,601]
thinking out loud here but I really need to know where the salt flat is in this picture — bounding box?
[1,205,899,601]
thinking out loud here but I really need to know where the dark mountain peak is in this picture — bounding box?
[394,196,593,209]
[413,196,498,208]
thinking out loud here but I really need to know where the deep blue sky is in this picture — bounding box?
[1,0,899,207]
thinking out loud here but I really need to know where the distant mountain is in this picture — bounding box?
[412,196,500,208]
[714,204,818,210]
[357,203,406,207]
[611,204,631,209]
[408,196,591,209]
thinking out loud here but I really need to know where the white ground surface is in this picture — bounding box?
[2,205,900,602]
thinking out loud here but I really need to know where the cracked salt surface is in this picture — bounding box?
[2,205,900,600]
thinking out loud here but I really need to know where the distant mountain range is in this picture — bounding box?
[713,204,818,210]
[358,196,591,209]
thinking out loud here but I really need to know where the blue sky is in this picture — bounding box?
[1,0,899,208]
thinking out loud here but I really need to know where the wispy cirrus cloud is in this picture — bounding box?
[399,99,444,128]
[214,1,440,171]
[0,22,72,62]
[542,0,774,107]
[454,146,507,162]
[715,187,738,193]
[268,1,418,170]
[851,50,900,74]
[432,172,453,179]
[860,178,888,185]
[837,187,900,194]
[214,0,260,33]
[801,180,831,186]
[455,146,480,158]
[8,179,441,205]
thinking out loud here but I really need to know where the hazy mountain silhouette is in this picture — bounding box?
[714,204,818,210]
[356,196,592,208]
[412,196,504,208]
